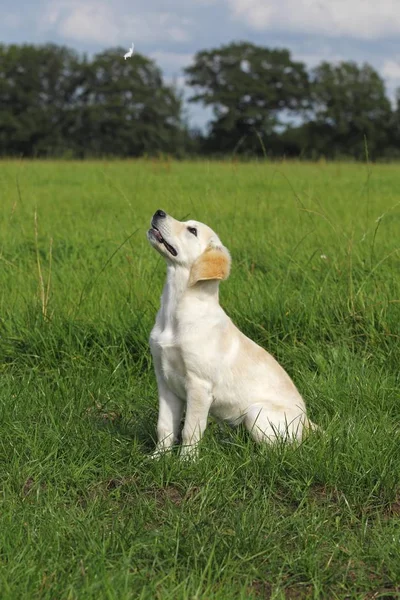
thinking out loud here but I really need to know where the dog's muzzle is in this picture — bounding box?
[148,210,178,257]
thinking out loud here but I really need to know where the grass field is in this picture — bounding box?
[0,159,399,599]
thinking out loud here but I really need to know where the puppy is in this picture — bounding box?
[147,210,316,458]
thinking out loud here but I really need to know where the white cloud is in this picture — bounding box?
[40,1,119,44]
[149,51,193,72]
[382,60,400,81]
[40,0,193,45]
[226,0,400,40]
[62,3,119,44]
[119,14,192,44]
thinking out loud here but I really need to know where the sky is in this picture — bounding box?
[2,0,400,129]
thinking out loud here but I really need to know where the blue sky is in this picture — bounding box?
[2,0,400,129]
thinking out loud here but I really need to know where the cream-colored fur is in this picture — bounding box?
[147,210,316,459]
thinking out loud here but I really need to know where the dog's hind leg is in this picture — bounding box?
[244,404,305,444]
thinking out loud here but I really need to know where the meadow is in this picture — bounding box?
[0,159,399,599]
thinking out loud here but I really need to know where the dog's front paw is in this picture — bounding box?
[149,449,163,460]
[149,445,170,460]
[179,444,199,461]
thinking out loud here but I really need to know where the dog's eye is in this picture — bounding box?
[187,227,197,237]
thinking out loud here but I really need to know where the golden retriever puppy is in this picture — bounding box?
[147,209,316,458]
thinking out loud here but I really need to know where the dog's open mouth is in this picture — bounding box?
[149,225,178,257]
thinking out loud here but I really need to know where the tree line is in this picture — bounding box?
[1,42,399,160]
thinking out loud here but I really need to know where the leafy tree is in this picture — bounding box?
[0,44,84,156]
[0,42,398,160]
[0,44,186,158]
[385,88,400,159]
[184,42,310,155]
[305,61,392,159]
[74,49,185,157]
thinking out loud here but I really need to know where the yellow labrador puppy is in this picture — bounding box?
[147,209,316,458]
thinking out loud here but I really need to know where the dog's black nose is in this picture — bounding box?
[154,209,166,219]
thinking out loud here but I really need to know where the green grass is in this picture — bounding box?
[0,159,399,599]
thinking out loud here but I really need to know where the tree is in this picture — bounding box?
[0,44,84,156]
[74,49,185,157]
[384,88,400,159]
[184,42,310,155]
[305,61,392,159]
[0,44,186,158]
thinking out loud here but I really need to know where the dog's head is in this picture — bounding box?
[147,210,230,286]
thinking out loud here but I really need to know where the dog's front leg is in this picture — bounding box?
[181,375,213,460]
[152,372,184,458]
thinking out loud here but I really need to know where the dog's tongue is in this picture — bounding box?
[154,229,163,242]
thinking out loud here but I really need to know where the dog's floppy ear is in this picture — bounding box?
[189,240,231,287]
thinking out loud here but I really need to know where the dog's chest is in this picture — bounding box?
[151,329,187,399]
